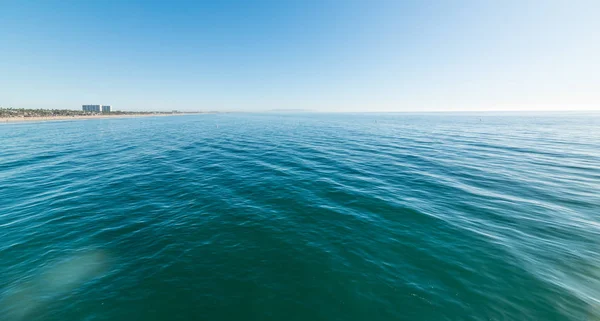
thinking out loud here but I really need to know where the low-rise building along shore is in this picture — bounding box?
[0,107,214,123]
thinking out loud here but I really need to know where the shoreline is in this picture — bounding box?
[0,113,196,124]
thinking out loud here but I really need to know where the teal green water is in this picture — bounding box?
[1,113,600,320]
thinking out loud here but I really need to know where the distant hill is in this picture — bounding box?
[268,109,315,112]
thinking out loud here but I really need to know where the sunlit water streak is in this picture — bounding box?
[1,112,599,321]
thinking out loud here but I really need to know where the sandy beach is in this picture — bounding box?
[0,113,190,124]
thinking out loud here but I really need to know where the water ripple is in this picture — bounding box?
[1,113,599,320]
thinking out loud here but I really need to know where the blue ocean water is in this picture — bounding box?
[1,112,599,321]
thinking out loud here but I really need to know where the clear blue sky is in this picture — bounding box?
[1,0,599,112]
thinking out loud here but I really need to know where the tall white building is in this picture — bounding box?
[82,105,101,112]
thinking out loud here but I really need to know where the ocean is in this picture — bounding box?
[1,112,599,321]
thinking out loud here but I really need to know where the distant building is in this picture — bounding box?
[102,105,112,113]
[82,105,101,112]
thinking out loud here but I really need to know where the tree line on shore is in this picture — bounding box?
[0,107,188,118]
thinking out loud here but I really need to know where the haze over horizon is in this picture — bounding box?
[1,0,599,112]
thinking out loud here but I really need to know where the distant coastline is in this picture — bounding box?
[0,108,213,124]
[268,109,315,112]
[1,114,193,123]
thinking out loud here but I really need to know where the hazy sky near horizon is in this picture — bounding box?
[1,0,599,112]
